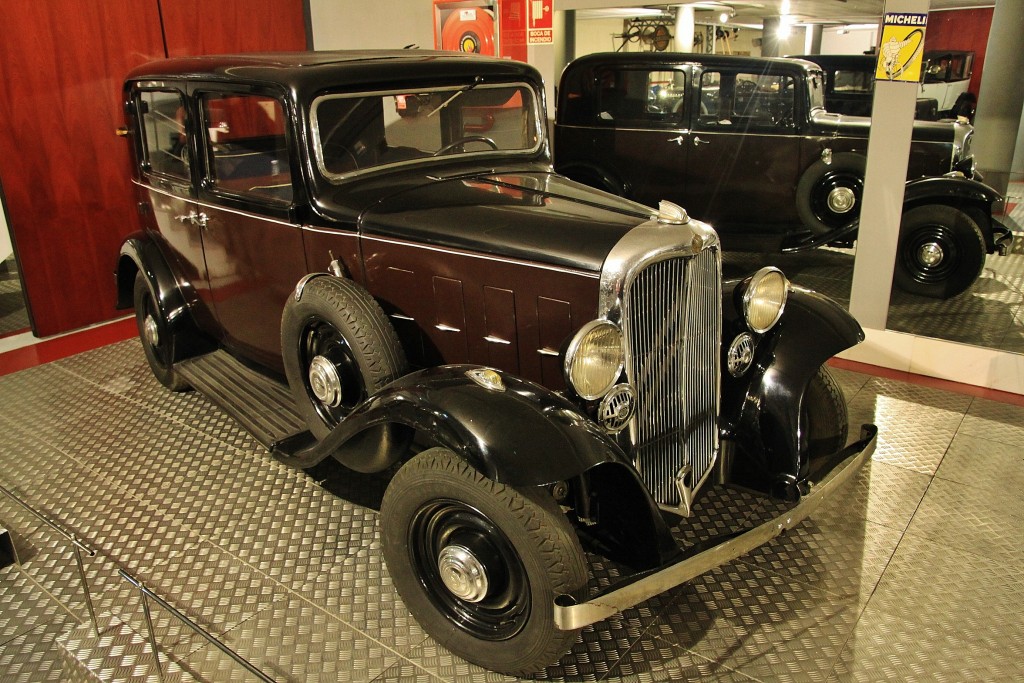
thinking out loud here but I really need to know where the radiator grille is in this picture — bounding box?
[623,247,721,507]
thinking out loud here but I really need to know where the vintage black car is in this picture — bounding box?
[116,51,876,674]
[791,53,939,120]
[555,53,1013,299]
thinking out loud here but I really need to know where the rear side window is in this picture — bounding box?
[200,93,292,203]
[138,90,190,180]
[697,70,796,132]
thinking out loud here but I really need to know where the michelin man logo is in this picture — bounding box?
[875,14,927,83]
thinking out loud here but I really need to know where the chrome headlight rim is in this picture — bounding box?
[742,267,789,334]
[564,319,624,401]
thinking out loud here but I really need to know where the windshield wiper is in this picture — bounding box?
[427,76,483,117]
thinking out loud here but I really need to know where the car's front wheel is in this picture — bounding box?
[380,448,588,675]
[894,205,986,299]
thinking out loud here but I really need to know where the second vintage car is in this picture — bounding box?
[116,51,876,675]
[555,52,1012,299]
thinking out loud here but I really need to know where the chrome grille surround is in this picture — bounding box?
[597,213,723,515]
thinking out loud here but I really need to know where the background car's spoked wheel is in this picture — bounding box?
[133,273,190,391]
[381,448,588,675]
[894,205,986,299]
[795,152,866,235]
[282,276,406,438]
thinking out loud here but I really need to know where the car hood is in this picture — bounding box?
[811,109,959,143]
[353,171,655,273]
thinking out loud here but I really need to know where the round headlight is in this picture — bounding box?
[565,320,624,400]
[743,267,789,334]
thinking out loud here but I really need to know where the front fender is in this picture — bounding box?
[721,284,864,493]
[904,175,1000,208]
[273,365,631,486]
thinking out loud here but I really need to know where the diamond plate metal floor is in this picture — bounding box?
[1,339,1023,682]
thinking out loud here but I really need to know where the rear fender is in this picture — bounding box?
[117,235,209,362]
[721,283,864,495]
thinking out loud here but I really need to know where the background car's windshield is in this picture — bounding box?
[312,83,541,180]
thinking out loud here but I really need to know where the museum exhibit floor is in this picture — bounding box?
[1,338,1023,682]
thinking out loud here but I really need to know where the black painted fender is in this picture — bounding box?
[116,234,209,362]
[721,282,864,495]
[903,174,1000,207]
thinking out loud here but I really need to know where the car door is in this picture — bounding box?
[133,86,216,332]
[193,86,308,370]
[683,67,803,234]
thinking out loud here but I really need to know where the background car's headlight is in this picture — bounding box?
[565,320,624,400]
[743,267,789,333]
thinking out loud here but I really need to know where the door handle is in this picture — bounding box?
[693,136,710,146]
[668,135,685,145]
[175,211,208,228]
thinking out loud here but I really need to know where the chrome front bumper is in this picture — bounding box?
[553,423,879,631]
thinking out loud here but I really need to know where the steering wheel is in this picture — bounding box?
[433,135,498,156]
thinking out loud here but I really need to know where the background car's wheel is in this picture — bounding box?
[380,448,588,675]
[281,276,406,438]
[133,273,190,392]
[894,205,986,299]
[801,366,848,467]
[795,152,866,236]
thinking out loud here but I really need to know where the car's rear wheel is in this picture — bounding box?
[894,205,986,299]
[380,447,588,675]
[133,273,190,392]
[281,276,406,438]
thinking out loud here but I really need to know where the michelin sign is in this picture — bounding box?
[875,13,927,82]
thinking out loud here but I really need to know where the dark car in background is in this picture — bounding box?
[117,51,875,674]
[792,54,939,120]
[555,52,1012,298]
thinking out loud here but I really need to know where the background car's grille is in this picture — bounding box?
[623,246,721,507]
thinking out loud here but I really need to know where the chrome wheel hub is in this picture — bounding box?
[143,315,160,348]
[917,242,945,267]
[308,355,343,407]
[827,186,856,214]
[437,544,489,602]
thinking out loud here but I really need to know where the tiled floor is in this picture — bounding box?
[1,339,1023,682]
[0,256,30,339]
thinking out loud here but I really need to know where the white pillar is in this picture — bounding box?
[675,5,695,53]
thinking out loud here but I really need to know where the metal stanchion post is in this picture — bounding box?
[138,584,165,683]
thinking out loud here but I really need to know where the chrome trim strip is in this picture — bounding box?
[361,235,602,279]
[553,424,878,631]
[435,324,461,332]
[537,348,559,357]
[484,335,511,345]
[135,181,297,228]
[389,313,415,321]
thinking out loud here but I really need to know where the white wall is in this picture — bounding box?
[310,0,433,50]
[820,26,878,55]
[575,17,625,55]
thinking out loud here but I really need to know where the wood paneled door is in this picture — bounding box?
[0,0,307,337]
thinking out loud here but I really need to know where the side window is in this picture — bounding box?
[593,67,686,128]
[139,90,189,180]
[697,71,796,132]
[201,93,292,203]
[833,68,873,94]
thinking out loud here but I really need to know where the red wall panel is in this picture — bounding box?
[925,8,994,97]
[160,0,308,56]
[0,0,166,336]
[0,0,308,338]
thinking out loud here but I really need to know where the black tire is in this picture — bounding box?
[281,276,406,438]
[380,448,588,675]
[133,273,190,392]
[801,366,848,464]
[894,205,986,299]
[795,153,866,236]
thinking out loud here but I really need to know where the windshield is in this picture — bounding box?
[311,83,542,181]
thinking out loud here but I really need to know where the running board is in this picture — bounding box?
[176,351,309,449]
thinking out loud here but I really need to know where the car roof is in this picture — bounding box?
[564,51,821,74]
[125,50,543,96]
[789,54,876,70]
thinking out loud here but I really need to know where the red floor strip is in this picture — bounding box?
[0,318,137,377]
[829,357,1024,407]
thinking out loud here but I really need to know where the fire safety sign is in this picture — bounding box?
[528,0,552,44]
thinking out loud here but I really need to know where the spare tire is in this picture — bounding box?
[281,276,407,438]
[795,152,866,236]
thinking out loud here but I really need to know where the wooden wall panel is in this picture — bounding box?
[925,8,994,98]
[0,0,308,338]
[160,0,308,56]
[0,0,166,336]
